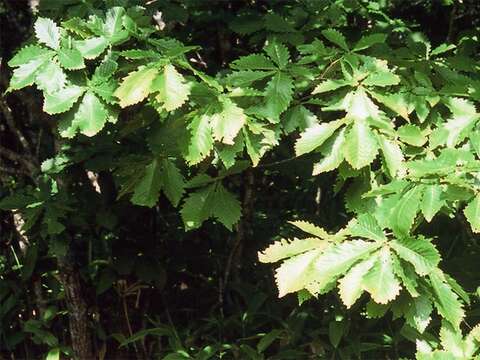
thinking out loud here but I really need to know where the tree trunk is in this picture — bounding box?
[57,255,94,360]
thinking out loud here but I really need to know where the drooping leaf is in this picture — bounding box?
[131,159,162,208]
[210,183,242,230]
[160,159,185,207]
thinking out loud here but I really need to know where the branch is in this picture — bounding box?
[0,97,34,155]
[0,145,37,174]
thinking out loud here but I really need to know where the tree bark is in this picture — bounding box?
[57,254,94,360]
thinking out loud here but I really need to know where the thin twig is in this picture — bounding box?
[446,4,457,43]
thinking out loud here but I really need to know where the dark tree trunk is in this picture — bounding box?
[57,255,94,360]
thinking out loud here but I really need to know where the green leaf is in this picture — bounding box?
[397,124,426,147]
[312,128,346,175]
[210,98,246,145]
[43,85,85,114]
[114,67,159,108]
[405,296,433,333]
[181,185,215,230]
[346,88,381,121]
[46,348,60,360]
[322,29,349,51]
[464,194,480,233]
[103,7,129,44]
[34,18,60,50]
[390,237,441,276]
[429,271,465,329]
[160,159,185,207]
[231,54,276,70]
[362,247,401,304]
[390,186,423,235]
[35,61,66,93]
[180,183,241,230]
[264,41,290,69]
[73,92,108,137]
[75,36,108,59]
[186,114,213,165]
[295,120,344,156]
[258,72,293,122]
[8,45,53,67]
[275,249,321,297]
[344,119,378,169]
[306,240,381,295]
[354,34,387,51]
[259,237,326,263]
[391,254,419,297]
[378,136,405,178]
[348,213,387,242]
[131,159,162,208]
[370,91,411,121]
[9,57,50,90]
[210,184,242,230]
[338,256,376,308]
[57,47,85,70]
[312,79,352,94]
[288,220,330,239]
[438,98,479,148]
[153,64,191,111]
[421,185,445,222]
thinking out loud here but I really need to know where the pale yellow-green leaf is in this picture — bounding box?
[362,247,401,304]
[275,249,321,297]
[154,64,191,111]
[338,256,377,308]
[259,237,327,263]
[114,67,158,108]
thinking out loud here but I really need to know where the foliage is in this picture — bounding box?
[1,0,480,359]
